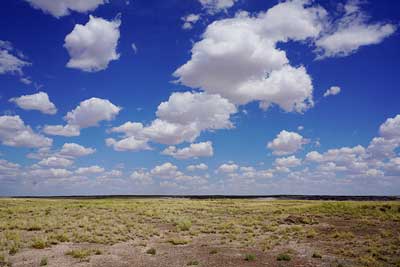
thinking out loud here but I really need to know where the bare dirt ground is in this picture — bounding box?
[1,198,399,267]
[8,238,340,267]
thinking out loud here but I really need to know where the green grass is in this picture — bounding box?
[277,253,291,261]
[244,254,256,261]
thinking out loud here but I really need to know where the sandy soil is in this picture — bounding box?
[8,236,344,267]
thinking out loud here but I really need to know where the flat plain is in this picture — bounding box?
[0,198,399,267]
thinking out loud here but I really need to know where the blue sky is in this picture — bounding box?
[0,0,399,196]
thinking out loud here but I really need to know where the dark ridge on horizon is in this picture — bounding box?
[3,195,400,201]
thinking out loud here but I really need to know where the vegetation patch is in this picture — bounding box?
[66,249,92,260]
[244,254,256,261]
[277,253,291,261]
[146,248,156,255]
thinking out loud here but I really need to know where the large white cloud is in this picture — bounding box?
[174,0,395,112]
[366,115,400,160]
[143,119,199,145]
[64,98,121,128]
[379,114,400,140]
[64,15,121,72]
[23,0,107,18]
[108,92,237,147]
[9,91,57,115]
[44,97,121,137]
[162,141,213,159]
[315,1,396,59]
[0,40,31,76]
[174,0,325,112]
[59,143,95,158]
[267,130,308,156]
[0,115,52,148]
[156,92,236,131]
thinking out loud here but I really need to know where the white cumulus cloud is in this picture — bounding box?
[38,156,73,168]
[275,155,301,168]
[162,141,213,159]
[0,115,52,148]
[150,162,182,179]
[174,0,323,112]
[106,136,151,152]
[267,130,309,156]
[44,97,121,137]
[315,0,396,59]
[217,163,238,173]
[64,15,121,72]
[23,0,107,18]
[9,91,57,114]
[108,92,237,147]
[59,143,96,158]
[0,40,31,76]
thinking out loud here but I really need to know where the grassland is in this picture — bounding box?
[0,198,399,266]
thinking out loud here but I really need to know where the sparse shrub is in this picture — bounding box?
[244,254,256,261]
[277,253,291,261]
[312,252,322,258]
[306,228,317,238]
[55,233,69,242]
[0,254,5,265]
[176,219,192,231]
[31,237,48,249]
[45,208,51,215]
[66,249,91,260]
[332,231,354,240]
[146,248,156,255]
[40,257,48,266]
[187,260,199,265]
[168,238,189,245]
[9,243,19,255]
[209,249,218,254]
[94,249,102,255]
[27,224,42,231]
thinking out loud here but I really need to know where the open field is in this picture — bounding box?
[0,198,399,267]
